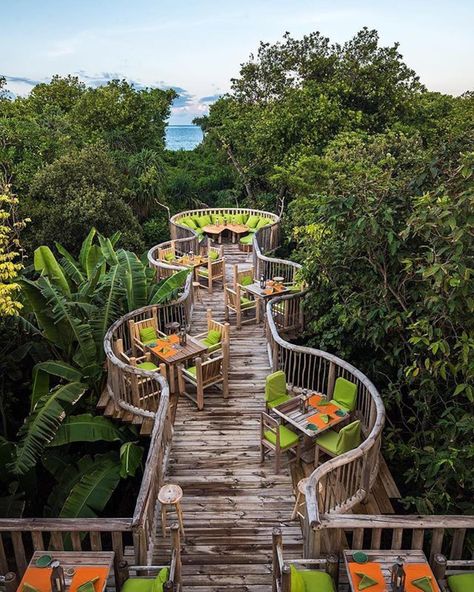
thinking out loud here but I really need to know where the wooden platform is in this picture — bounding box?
[149,243,399,591]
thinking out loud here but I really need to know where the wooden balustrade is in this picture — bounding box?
[148,236,199,280]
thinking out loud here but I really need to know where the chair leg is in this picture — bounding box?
[314,444,320,467]
[197,382,204,410]
[275,448,281,474]
[237,307,241,330]
[295,442,301,466]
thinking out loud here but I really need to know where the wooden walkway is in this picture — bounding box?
[154,244,303,591]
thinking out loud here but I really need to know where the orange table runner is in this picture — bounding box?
[405,563,440,592]
[347,561,386,591]
[308,394,340,414]
[18,566,109,592]
[149,334,180,359]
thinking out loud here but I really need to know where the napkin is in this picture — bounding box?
[318,399,330,406]
[22,584,41,592]
[412,576,433,592]
[320,414,330,424]
[356,573,379,590]
[77,577,100,592]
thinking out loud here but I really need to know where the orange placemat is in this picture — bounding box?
[405,563,440,592]
[347,561,387,592]
[18,567,52,592]
[70,567,110,592]
[307,412,339,431]
[150,334,180,359]
[308,394,340,415]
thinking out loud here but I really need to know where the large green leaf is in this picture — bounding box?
[149,269,190,305]
[55,242,85,286]
[119,442,143,478]
[59,453,121,518]
[13,382,86,476]
[86,244,104,280]
[79,228,97,276]
[31,361,83,410]
[98,234,119,266]
[45,455,95,516]
[50,414,123,447]
[117,250,148,310]
[34,246,71,297]
[91,264,124,354]
[20,279,66,346]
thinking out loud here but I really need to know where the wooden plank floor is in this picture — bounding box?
[153,244,303,591]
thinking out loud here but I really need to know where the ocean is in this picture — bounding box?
[165,125,203,151]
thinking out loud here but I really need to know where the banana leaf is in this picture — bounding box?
[98,234,119,266]
[117,249,148,310]
[91,264,124,355]
[149,269,190,304]
[79,228,97,275]
[50,415,123,447]
[13,381,86,475]
[119,442,143,478]
[20,279,67,347]
[31,361,83,410]
[55,242,85,286]
[34,246,71,297]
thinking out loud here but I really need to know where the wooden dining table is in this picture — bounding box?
[202,223,249,243]
[175,254,208,280]
[18,551,115,592]
[343,549,441,592]
[272,393,348,462]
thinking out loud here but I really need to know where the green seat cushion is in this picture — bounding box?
[209,250,219,261]
[234,213,248,224]
[198,267,209,277]
[301,569,336,592]
[332,377,357,412]
[137,361,159,371]
[196,214,212,228]
[180,217,198,229]
[185,366,197,377]
[210,214,219,224]
[267,393,292,409]
[202,338,221,353]
[315,429,340,454]
[246,215,260,229]
[240,234,253,245]
[329,399,350,413]
[164,252,174,262]
[207,329,222,345]
[240,275,253,286]
[290,565,305,592]
[264,424,299,448]
[240,296,254,308]
[121,579,153,592]
[265,370,288,404]
[448,573,474,592]
[140,326,158,344]
[256,217,271,229]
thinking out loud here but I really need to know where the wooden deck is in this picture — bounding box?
[151,243,399,591]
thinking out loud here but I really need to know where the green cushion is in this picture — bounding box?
[267,394,291,409]
[207,329,222,345]
[209,250,219,261]
[240,296,254,308]
[301,570,336,592]
[240,234,253,245]
[316,420,361,456]
[246,215,260,229]
[256,217,271,229]
[198,267,209,277]
[290,565,305,592]
[137,361,159,371]
[332,377,357,412]
[196,214,212,228]
[315,429,340,455]
[240,275,253,286]
[164,252,174,262]
[181,217,198,229]
[185,366,197,377]
[234,213,247,224]
[264,424,299,448]
[265,370,287,404]
[121,580,153,592]
[448,574,474,592]
[202,338,221,353]
[195,227,204,235]
[139,326,158,344]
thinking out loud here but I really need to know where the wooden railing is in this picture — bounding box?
[253,229,386,558]
[148,236,199,280]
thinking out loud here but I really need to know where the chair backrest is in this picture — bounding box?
[225,285,239,309]
[233,264,254,290]
[261,411,279,440]
[332,377,358,411]
[335,420,361,455]
[265,370,287,403]
[158,242,176,262]
[199,355,224,384]
[208,257,225,280]
[206,309,230,343]
[208,241,224,261]
[129,310,159,344]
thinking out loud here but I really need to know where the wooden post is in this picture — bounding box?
[432,554,447,582]
[326,554,339,588]
[196,358,204,410]
[272,528,282,592]
[4,572,17,592]
[281,564,291,592]
[116,560,129,590]
[170,523,182,587]
[327,362,336,398]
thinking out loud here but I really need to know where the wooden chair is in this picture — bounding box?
[224,283,260,329]
[272,528,338,592]
[314,419,361,467]
[260,412,300,474]
[197,256,225,293]
[177,344,229,410]
[158,242,177,264]
[232,263,254,290]
[129,310,166,356]
[194,308,230,355]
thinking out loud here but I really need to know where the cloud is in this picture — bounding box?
[199,94,222,104]
[2,74,41,87]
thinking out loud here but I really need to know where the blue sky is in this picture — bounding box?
[2,0,473,123]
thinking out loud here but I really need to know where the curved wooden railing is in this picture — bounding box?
[253,228,386,556]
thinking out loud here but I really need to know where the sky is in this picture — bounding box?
[2,0,474,123]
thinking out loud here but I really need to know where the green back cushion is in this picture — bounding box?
[121,579,153,592]
[448,574,474,592]
[246,215,260,229]
[164,252,174,262]
[209,250,219,261]
[207,329,222,345]
[182,217,198,229]
[301,570,336,592]
[137,361,158,371]
[256,217,270,229]
[240,275,253,286]
[265,370,287,403]
[196,214,212,228]
[336,420,361,455]
[152,567,169,592]
[240,234,253,245]
[139,326,158,344]
[333,377,357,411]
[290,565,305,592]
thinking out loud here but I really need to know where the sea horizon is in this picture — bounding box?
[165,124,203,151]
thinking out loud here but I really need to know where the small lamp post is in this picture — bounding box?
[50,561,65,592]
[391,556,406,592]
[259,274,266,290]
[179,325,187,347]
